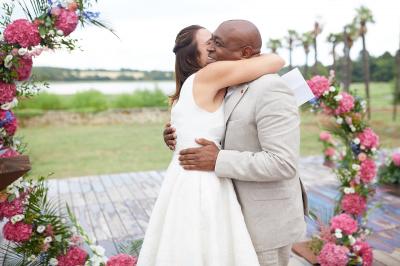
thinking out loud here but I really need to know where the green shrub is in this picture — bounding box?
[17,92,65,110]
[69,90,108,111]
[112,89,168,108]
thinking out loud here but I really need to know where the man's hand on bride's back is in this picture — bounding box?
[179,139,220,171]
[164,122,177,150]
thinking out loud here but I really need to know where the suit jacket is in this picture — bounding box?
[215,74,308,251]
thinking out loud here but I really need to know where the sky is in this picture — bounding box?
[9,0,400,71]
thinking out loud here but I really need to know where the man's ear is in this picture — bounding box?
[241,46,254,58]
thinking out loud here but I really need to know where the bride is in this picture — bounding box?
[136,24,284,266]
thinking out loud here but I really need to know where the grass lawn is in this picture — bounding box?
[17,82,400,179]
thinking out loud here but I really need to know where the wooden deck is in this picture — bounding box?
[2,156,400,265]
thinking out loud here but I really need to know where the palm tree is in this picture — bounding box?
[342,23,358,91]
[285,30,299,70]
[299,32,313,78]
[266,38,282,54]
[354,5,375,119]
[326,33,343,73]
[312,21,323,75]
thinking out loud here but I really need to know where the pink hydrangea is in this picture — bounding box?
[330,213,358,235]
[307,76,330,98]
[15,57,33,81]
[341,194,367,216]
[335,92,354,115]
[0,197,24,218]
[54,8,79,36]
[107,254,138,266]
[3,19,41,48]
[358,128,379,149]
[320,131,332,142]
[392,152,400,167]
[354,241,373,266]
[3,221,33,243]
[325,147,336,157]
[360,159,376,183]
[318,242,349,266]
[0,82,16,104]
[57,246,88,266]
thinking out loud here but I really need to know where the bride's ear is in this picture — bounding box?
[241,46,254,58]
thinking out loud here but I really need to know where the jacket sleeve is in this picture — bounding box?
[215,76,300,182]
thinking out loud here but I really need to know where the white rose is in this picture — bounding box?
[348,235,356,245]
[56,30,64,36]
[37,225,46,234]
[350,125,356,132]
[334,95,343,101]
[90,245,105,256]
[329,86,336,92]
[352,164,360,171]
[323,91,329,96]
[18,48,28,56]
[336,117,343,124]
[371,147,377,153]
[344,187,355,194]
[48,30,55,36]
[335,230,343,239]
[49,258,59,265]
[44,236,53,243]
[1,98,19,110]
[4,54,13,68]
[11,214,24,224]
[28,255,36,262]
[353,138,360,145]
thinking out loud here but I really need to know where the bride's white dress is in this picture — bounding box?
[137,73,260,266]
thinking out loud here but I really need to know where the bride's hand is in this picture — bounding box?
[179,138,220,171]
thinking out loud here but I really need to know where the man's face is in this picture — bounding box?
[207,26,244,62]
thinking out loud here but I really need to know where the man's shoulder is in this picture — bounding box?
[248,73,292,95]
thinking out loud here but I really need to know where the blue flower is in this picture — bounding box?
[308,97,318,105]
[351,142,361,156]
[83,11,101,20]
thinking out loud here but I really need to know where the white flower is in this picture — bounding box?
[89,255,107,266]
[0,33,4,42]
[371,147,377,153]
[44,236,53,244]
[37,225,46,234]
[352,164,361,171]
[90,245,105,256]
[28,255,36,262]
[61,218,67,224]
[335,229,343,239]
[350,125,356,132]
[323,91,329,96]
[1,98,19,110]
[332,155,337,160]
[56,30,64,36]
[354,245,361,252]
[48,30,55,36]
[353,138,360,145]
[11,214,24,224]
[334,94,343,101]
[365,229,371,235]
[71,226,77,234]
[329,86,336,92]
[4,54,13,68]
[336,117,343,124]
[18,48,28,56]
[344,187,355,194]
[49,258,58,265]
[348,235,356,245]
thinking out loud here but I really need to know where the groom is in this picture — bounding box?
[164,20,307,266]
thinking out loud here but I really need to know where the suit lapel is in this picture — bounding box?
[224,83,249,125]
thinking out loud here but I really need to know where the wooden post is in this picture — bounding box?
[0,155,31,190]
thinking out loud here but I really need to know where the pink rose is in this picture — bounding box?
[330,213,358,235]
[107,254,138,266]
[357,153,367,162]
[392,153,400,167]
[318,242,349,266]
[341,194,367,216]
[325,147,336,157]
[307,76,330,98]
[319,131,332,142]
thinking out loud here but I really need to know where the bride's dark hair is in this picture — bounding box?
[170,25,204,104]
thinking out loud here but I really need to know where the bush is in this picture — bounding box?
[16,92,66,110]
[112,89,168,108]
[69,90,108,111]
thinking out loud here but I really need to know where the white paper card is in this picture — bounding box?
[281,68,315,106]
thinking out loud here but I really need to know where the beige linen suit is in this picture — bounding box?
[215,74,308,266]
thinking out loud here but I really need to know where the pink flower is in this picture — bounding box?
[307,76,330,98]
[360,159,376,183]
[14,57,33,81]
[358,128,379,149]
[321,102,335,115]
[320,131,332,142]
[330,213,358,235]
[0,110,18,136]
[107,254,138,266]
[325,147,336,157]
[0,82,16,104]
[51,7,62,16]
[0,197,24,218]
[4,19,41,48]
[57,246,88,266]
[318,242,349,266]
[392,153,400,167]
[341,194,367,216]
[54,8,79,36]
[3,221,33,243]
[335,92,354,115]
[354,241,373,266]
[358,153,367,162]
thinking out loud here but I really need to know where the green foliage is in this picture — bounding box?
[69,90,109,112]
[378,160,400,184]
[17,93,66,110]
[112,89,168,108]
[117,239,143,257]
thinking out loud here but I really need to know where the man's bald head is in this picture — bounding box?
[208,19,263,61]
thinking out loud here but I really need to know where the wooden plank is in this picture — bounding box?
[0,155,31,190]
[373,250,400,266]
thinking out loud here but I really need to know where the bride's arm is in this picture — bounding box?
[195,53,285,91]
